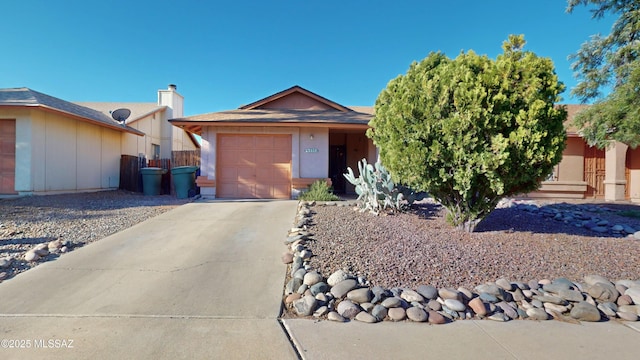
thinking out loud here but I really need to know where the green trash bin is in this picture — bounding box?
[141,167,167,196]
[171,166,198,199]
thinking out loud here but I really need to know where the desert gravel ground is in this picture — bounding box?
[306,200,640,290]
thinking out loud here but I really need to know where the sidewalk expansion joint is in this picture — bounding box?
[0,313,277,320]
[472,321,519,359]
[278,319,304,360]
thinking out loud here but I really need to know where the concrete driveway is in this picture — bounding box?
[0,200,299,359]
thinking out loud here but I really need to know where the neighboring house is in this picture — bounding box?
[170,85,640,202]
[0,85,198,195]
[77,85,199,161]
[170,85,377,199]
[530,104,640,202]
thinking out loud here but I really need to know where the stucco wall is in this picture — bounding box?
[122,114,161,158]
[558,137,585,182]
[14,109,122,194]
[628,147,640,202]
[172,126,198,152]
[123,112,197,159]
[299,128,329,178]
[258,93,334,110]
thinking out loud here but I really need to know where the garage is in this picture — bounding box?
[0,119,16,194]
[216,134,292,199]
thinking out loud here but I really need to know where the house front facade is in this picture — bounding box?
[170,86,377,199]
[171,85,640,202]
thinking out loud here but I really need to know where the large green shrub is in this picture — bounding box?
[368,35,567,231]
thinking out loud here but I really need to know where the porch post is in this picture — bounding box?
[604,141,628,201]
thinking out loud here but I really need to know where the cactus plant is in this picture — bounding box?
[344,158,426,215]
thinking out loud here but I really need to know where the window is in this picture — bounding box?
[152,144,160,160]
[546,165,559,181]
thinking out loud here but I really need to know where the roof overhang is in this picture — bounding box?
[169,120,370,136]
[1,104,145,136]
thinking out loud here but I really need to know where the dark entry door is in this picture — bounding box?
[329,145,347,193]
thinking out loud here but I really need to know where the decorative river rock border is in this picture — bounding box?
[282,201,640,324]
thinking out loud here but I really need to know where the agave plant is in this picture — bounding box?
[344,158,426,215]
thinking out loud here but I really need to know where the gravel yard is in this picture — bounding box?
[306,199,640,290]
[0,190,190,282]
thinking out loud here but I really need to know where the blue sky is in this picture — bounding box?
[2,1,614,116]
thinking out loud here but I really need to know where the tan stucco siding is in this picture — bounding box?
[172,126,198,152]
[16,109,122,194]
[77,121,101,189]
[557,137,585,182]
[627,147,640,201]
[124,112,196,160]
[123,115,161,158]
[299,128,328,178]
[258,93,334,110]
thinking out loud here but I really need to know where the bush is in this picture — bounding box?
[299,180,341,201]
[368,35,567,231]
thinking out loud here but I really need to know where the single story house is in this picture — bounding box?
[170,85,640,202]
[170,86,377,199]
[0,85,198,195]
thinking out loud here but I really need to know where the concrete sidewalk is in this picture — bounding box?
[0,200,299,359]
[283,318,640,359]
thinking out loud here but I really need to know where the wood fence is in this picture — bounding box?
[119,155,146,192]
[119,150,200,195]
[172,149,200,167]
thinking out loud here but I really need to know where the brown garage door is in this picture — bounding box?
[0,119,16,194]
[217,134,292,199]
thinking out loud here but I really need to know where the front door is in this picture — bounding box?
[584,145,605,198]
[329,145,346,193]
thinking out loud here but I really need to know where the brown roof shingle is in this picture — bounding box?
[0,88,144,136]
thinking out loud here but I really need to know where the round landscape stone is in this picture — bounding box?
[570,301,601,322]
[347,288,373,304]
[327,311,346,322]
[428,310,447,324]
[355,311,378,323]
[330,279,358,298]
[281,252,294,264]
[303,271,322,286]
[400,289,425,303]
[406,307,428,322]
[381,297,402,308]
[327,269,350,287]
[468,297,488,317]
[337,300,361,319]
[444,299,466,312]
[416,284,438,300]
[388,307,406,321]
